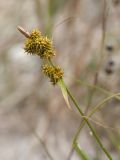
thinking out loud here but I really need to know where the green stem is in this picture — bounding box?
[73,142,90,160]
[73,93,120,156]
[73,92,120,138]
[48,59,112,159]
[88,93,120,118]
[78,93,120,138]
[65,85,112,160]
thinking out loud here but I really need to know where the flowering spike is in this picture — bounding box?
[42,64,63,85]
[23,29,55,59]
[30,29,41,39]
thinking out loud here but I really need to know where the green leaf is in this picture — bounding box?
[58,79,71,109]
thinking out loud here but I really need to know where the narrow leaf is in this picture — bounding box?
[58,79,71,109]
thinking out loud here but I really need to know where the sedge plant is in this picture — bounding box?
[17,26,112,160]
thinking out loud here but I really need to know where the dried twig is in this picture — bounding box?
[17,26,30,38]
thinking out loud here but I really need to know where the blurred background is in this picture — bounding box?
[0,0,120,159]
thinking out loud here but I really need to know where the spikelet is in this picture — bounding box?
[24,29,55,59]
[42,64,63,85]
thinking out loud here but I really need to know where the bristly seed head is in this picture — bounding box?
[18,26,64,86]
[42,64,63,85]
[24,29,55,59]
[30,29,41,39]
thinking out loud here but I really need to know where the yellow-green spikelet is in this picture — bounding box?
[24,29,55,59]
[42,64,63,85]
[30,29,41,39]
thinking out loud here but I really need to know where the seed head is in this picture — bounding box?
[42,64,63,85]
[30,29,41,39]
[24,29,55,59]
